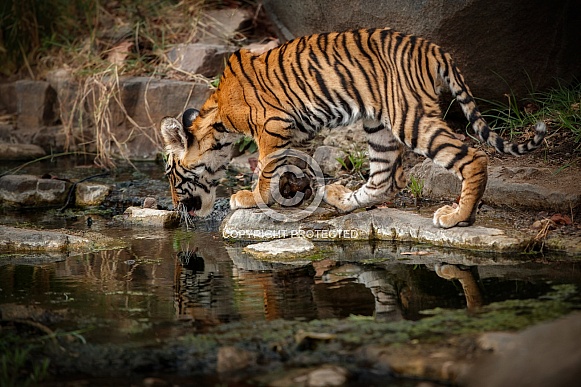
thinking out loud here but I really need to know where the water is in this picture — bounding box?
[2,224,580,346]
[2,158,581,384]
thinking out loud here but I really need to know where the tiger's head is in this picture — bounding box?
[160,106,237,218]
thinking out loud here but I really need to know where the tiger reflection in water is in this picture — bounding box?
[174,247,483,325]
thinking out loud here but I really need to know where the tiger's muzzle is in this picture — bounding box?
[180,195,203,216]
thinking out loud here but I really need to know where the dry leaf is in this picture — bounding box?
[550,213,572,226]
[107,41,133,65]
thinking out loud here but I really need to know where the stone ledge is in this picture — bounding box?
[221,207,531,253]
[410,160,581,212]
[0,225,90,252]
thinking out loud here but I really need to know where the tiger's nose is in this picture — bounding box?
[180,196,202,212]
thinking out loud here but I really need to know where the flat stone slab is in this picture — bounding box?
[245,237,315,256]
[116,206,179,227]
[0,225,90,252]
[222,208,530,253]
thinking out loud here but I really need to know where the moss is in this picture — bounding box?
[177,284,578,351]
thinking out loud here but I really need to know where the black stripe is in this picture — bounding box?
[369,157,392,163]
[364,124,386,134]
[368,141,399,153]
[443,144,469,170]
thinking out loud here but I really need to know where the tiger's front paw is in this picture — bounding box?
[230,190,257,211]
[320,184,358,213]
[433,204,473,228]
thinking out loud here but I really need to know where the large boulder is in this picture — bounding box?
[15,80,59,130]
[262,0,581,100]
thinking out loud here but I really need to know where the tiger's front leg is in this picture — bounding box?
[229,158,275,211]
[229,142,294,211]
[322,124,407,212]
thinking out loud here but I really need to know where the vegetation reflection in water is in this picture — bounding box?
[1,227,580,347]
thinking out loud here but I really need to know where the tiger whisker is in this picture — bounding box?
[177,202,196,230]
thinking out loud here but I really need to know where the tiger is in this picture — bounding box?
[160,28,546,229]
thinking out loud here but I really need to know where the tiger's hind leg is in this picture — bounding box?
[417,118,488,228]
[322,123,407,212]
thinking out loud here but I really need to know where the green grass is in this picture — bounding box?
[0,332,50,387]
[408,174,424,205]
[536,81,581,144]
[337,149,369,180]
[481,81,581,146]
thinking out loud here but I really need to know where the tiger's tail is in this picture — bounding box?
[439,53,546,156]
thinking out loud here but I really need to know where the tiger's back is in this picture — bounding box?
[161,28,546,228]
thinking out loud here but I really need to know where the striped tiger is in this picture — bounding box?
[160,28,546,228]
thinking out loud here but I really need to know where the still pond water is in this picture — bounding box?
[1,158,580,386]
[2,221,580,346]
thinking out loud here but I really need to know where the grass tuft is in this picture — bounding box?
[481,81,581,148]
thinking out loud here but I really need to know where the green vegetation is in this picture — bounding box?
[337,149,369,180]
[235,135,258,154]
[180,284,578,349]
[0,332,50,387]
[482,81,581,147]
[408,174,424,205]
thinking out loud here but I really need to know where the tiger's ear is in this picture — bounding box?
[182,108,199,130]
[160,115,193,160]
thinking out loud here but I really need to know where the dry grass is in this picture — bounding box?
[1,0,261,169]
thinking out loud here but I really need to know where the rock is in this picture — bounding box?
[168,44,236,78]
[244,237,315,257]
[75,182,111,207]
[0,174,70,207]
[112,78,212,159]
[243,40,280,54]
[477,332,518,353]
[262,0,581,100]
[118,206,179,227]
[0,143,46,161]
[486,166,580,211]
[142,377,170,387]
[143,197,158,209]
[0,83,16,114]
[313,146,344,176]
[166,8,254,77]
[15,80,59,130]
[46,67,84,131]
[216,346,256,373]
[409,159,461,199]
[465,313,581,387]
[259,365,349,387]
[229,151,259,174]
[410,159,581,212]
[320,123,366,150]
[199,8,254,45]
[222,207,530,252]
[0,225,90,252]
[227,248,313,270]
[305,365,348,387]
